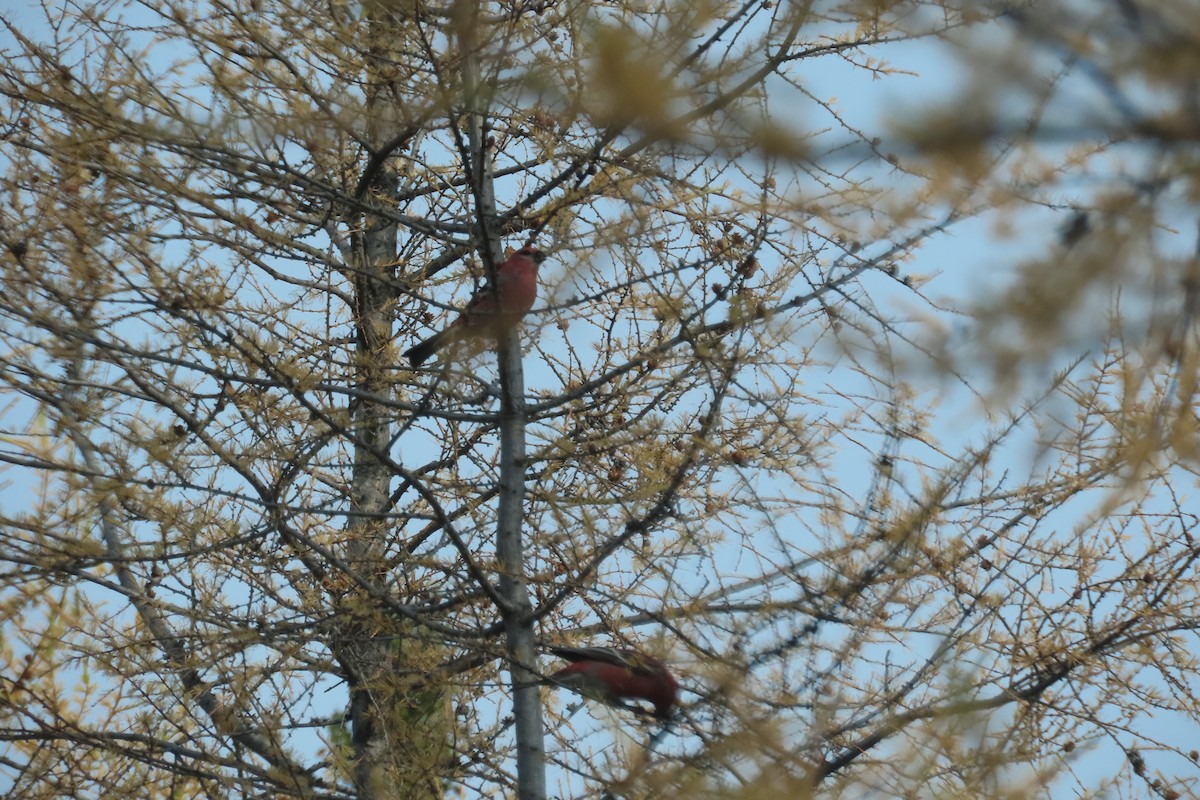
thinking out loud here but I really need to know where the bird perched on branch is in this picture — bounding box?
[544,644,679,720]
[403,245,546,367]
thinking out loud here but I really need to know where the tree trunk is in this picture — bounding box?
[341,19,452,800]
[461,12,547,799]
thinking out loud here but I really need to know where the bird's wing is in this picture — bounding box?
[547,645,655,673]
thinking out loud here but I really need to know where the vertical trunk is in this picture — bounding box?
[340,18,451,800]
[344,143,404,796]
[343,162,451,800]
[495,327,548,800]
[459,14,548,799]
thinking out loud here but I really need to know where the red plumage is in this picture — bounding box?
[403,245,546,367]
[545,645,679,719]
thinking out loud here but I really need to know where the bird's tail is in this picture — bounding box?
[403,330,448,367]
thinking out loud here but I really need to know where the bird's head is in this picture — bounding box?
[515,245,547,266]
[645,659,680,719]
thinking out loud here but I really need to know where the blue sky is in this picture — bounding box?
[2,2,1198,797]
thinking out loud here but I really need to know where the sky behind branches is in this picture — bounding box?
[2,1,1199,797]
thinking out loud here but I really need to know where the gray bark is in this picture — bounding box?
[461,17,548,800]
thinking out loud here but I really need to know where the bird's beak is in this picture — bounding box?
[532,250,547,264]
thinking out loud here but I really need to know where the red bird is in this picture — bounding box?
[403,245,547,367]
[544,645,679,720]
